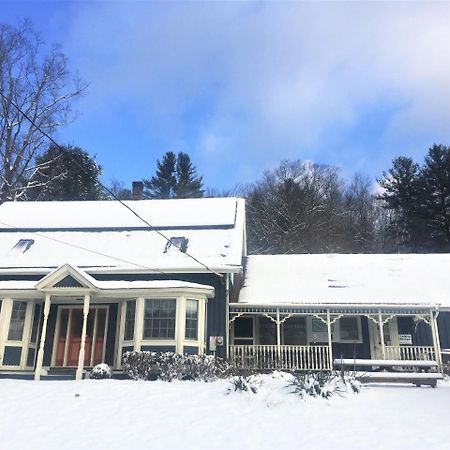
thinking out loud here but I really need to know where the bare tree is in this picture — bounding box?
[0,20,86,202]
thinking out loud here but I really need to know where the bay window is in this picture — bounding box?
[124,300,136,341]
[143,299,176,339]
[185,299,198,340]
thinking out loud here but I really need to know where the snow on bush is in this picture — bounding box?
[227,375,260,395]
[289,371,361,399]
[122,351,233,382]
[90,363,113,380]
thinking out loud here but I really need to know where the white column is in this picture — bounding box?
[276,309,281,367]
[430,310,443,367]
[34,295,51,381]
[134,297,144,352]
[76,294,90,381]
[326,309,333,370]
[378,310,386,359]
[176,297,186,354]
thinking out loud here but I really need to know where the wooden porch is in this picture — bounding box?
[229,304,443,372]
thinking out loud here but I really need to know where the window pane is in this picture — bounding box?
[124,300,136,341]
[143,299,176,339]
[30,304,42,343]
[8,301,27,341]
[340,317,359,340]
[234,317,253,338]
[259,317,276,345]
[185,300,198,340]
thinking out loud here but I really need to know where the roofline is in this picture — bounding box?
[231,302,440,309]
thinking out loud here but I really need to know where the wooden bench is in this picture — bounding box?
[334,358,443,387]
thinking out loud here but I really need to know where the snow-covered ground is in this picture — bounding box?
[0,375,448,450]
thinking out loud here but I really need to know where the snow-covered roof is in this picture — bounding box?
[0,198,239,229]
[0,279,215,294]
[237,254,450,308]
[0,198,245,273]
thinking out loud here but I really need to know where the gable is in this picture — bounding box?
[53,275,85,288]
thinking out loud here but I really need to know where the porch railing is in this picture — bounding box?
[229,345,331,371]
[385,345,436,361]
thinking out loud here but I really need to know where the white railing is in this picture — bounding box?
[385,345,436,361]
[229,345,331,371]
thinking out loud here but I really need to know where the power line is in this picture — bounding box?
[0,219,168,275]
[0,92,223,278]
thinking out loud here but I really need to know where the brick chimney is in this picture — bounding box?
[132,181,144,200]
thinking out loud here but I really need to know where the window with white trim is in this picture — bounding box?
[143,299,176,339]
[185,299,198,340]
[124,300,136,341]
[29,304,41,344]
[8,301,27,341]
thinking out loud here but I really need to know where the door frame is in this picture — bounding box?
[51,305,109,368]
[368,317,399,359]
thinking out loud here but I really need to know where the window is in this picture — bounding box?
[185,299,198,340]
[8,301,27,341]
[30,304,41,344]
[164,237,189,253]
[259,317,276,345]
[143,299,176,339]
[233,317,254,345]
[339,317,360,341]
[11,239,35,253]
[124,300,136,341]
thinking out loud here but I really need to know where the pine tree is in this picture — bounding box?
[174,152,204,198]
[144,151,204,199]
[378,156,425,251]
[27,145,103,201]
[419,144,450,250]
[144,152,177,199]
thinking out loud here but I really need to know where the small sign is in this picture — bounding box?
[399,334,413,345]
[209,336,224,351]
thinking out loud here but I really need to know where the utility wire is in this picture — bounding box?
[0,92,223,278]
[0,219,168,275]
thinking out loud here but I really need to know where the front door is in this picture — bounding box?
[369,317,399,359]
[54,307,108,367]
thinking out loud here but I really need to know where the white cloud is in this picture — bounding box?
[62,1,450,185]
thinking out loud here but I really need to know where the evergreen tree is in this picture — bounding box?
[420,144,450,250]
[144,151,177,199]
[378,156,425,251]
[174,152,204,198]
[144,151,204,199]
[27,145,103,201]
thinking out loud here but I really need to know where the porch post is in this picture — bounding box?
[76,294,90,381]
[326,309,333,370]
[378,309,386,359]
[276,308,281,368]
[430,309,443,367]
[34,294,51,381]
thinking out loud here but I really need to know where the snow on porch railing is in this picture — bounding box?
[385,346,436,361]
[229,345,331,371]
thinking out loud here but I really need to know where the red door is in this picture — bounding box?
[55,308,106,367]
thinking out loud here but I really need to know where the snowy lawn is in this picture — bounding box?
[0,374,448,450]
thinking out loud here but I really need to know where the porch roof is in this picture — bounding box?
[238,254,450,309]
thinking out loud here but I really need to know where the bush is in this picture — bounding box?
[90,363,113,380]
[122,351,233,382]
[289,371,361,399]
[227,375,259,395]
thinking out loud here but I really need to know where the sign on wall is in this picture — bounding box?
[399,334,413,345]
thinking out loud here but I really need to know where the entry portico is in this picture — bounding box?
[0,264,214,380]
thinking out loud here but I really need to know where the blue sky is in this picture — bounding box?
[2,1,450,191]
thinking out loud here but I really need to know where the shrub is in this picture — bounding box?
[122,351,233,382]
[227,375,259,395]
[289,371,361,399]
[90,363,113,380]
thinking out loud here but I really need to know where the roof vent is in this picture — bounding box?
[12,239,35,253]
[164,237,189,253]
